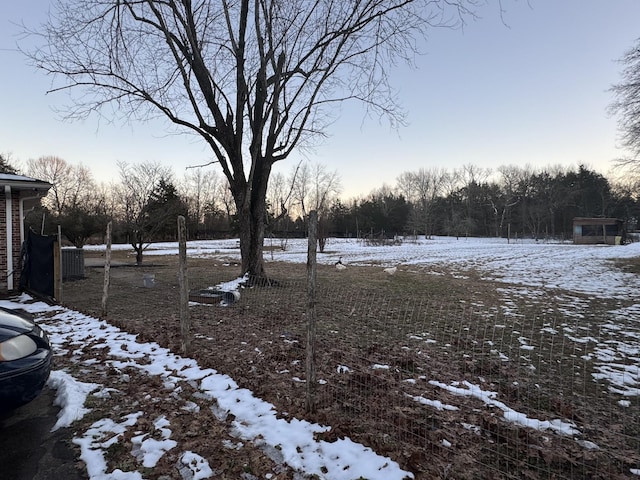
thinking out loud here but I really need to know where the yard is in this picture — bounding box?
[47,237,640,478]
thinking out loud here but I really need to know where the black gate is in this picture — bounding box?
[20,230,57,299]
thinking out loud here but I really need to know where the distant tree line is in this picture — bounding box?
[271,162,640,242]
[2,154,639,263]
[320,164,640,241]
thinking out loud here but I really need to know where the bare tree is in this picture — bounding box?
[114,160,174,264]
[267,171,292,222]
[267,168,298,225]
[27,0,495,279]
[493,164,523,236]
[179,168,223,237]
[26,156,94,215]
[459,163,492,187]
[396,167,447,238]
[25,156,109,245]
[292,161,341,251]
[610,37,640,172]
[292,163,311,220]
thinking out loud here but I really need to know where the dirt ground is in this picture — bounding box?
[56,249,640,479]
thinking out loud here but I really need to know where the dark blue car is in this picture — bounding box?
[0,307,52,411]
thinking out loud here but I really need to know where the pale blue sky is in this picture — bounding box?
[1,1,639,198]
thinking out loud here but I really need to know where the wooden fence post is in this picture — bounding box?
[306,210,318,413]
[178,216,190,355]
[54,225,62,303]
[101,221,112,317]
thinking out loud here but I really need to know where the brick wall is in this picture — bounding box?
[0,190,30,293]
[0,195,7,292]
[11,191,22,290]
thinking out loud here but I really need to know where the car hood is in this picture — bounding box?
[0,308,37,342]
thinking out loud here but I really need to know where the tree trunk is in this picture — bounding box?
[317,215,327,253]
[237,157,272,281]
[239,208,266,279]
[132,236,144,265]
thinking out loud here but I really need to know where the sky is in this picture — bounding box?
[5,236,640,478]
[1,1,640,198]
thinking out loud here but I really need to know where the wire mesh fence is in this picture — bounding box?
[61,247,640,479]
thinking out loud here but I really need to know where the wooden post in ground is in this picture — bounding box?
[306,210,318,413]
[101,221,112,317]
[178,216,190,356]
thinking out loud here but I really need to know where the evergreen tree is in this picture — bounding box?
[0,154,19,174]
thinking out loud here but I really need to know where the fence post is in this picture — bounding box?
[178,216,190,355]
[101,221,112,317]
[306,210,318,413]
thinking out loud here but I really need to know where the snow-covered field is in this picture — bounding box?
[89,235,640,299]
[14,237,640,478]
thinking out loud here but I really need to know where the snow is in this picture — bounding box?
[179,451,213,480]
[73,412,144,480]
[429,380,580,436]
[47,370,100,431]
[1,297,410,479]
[85,236,640,299]
[7,236,640,479]
[131,415,177,468]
